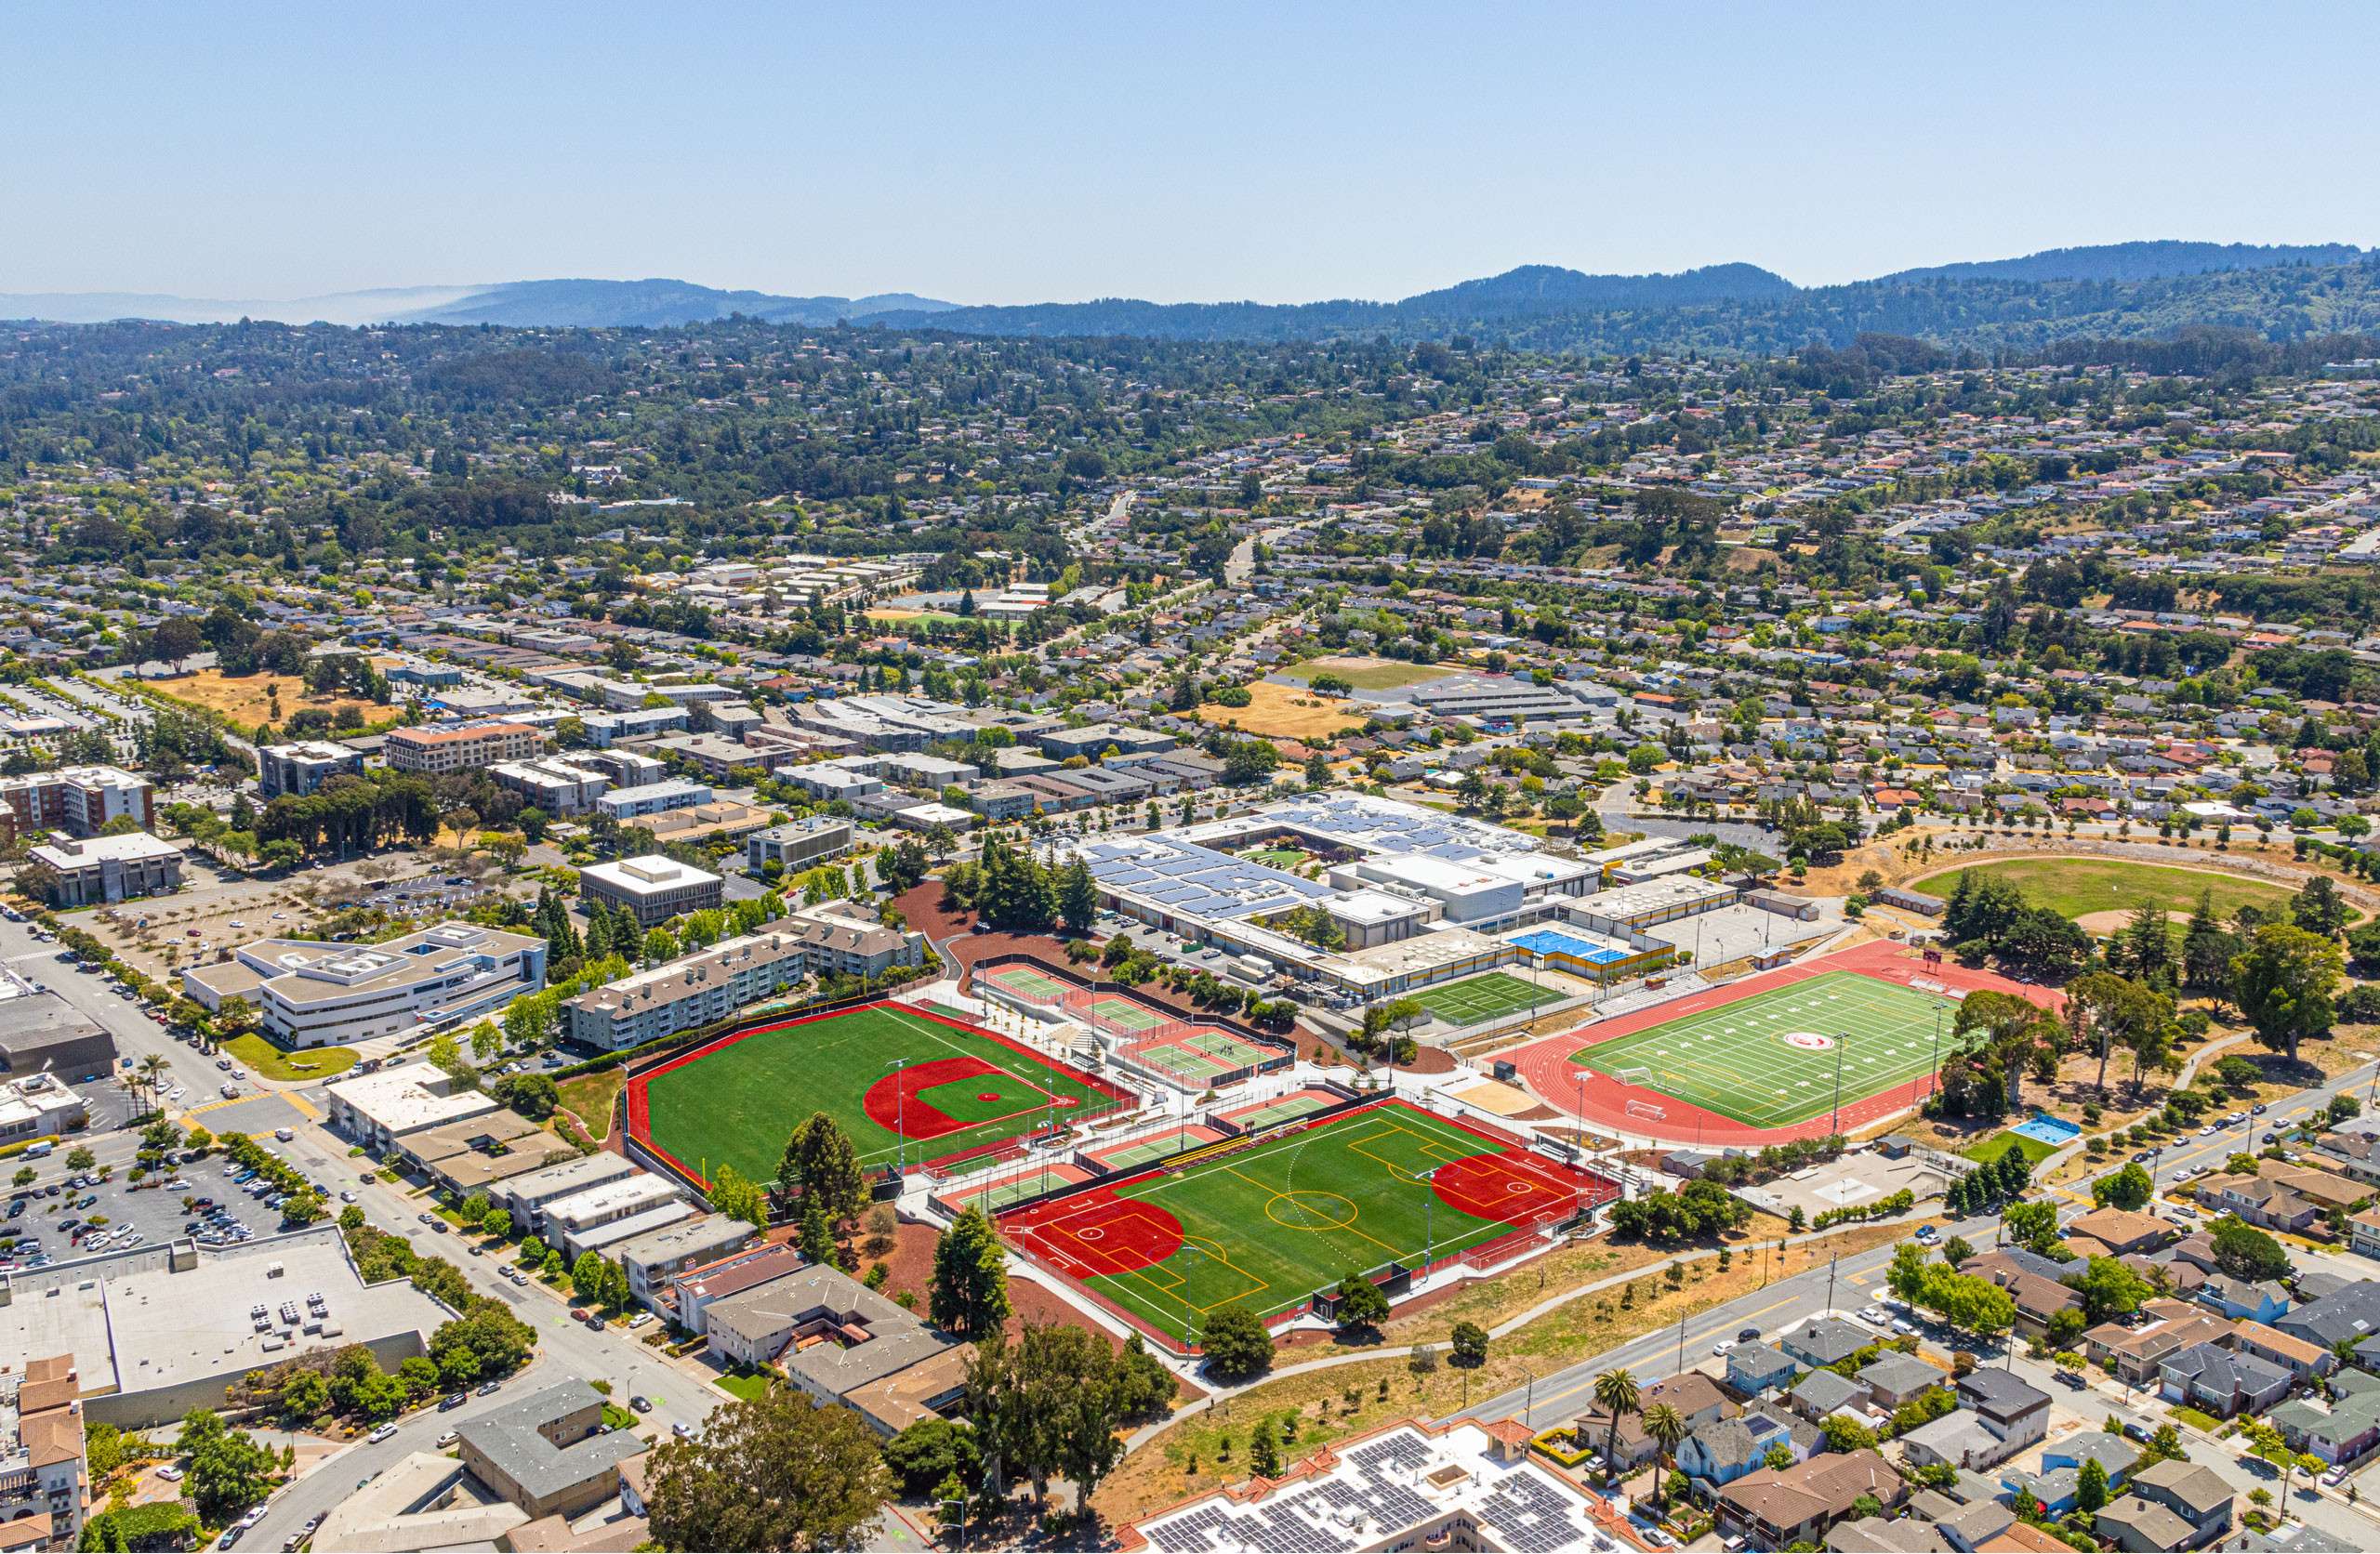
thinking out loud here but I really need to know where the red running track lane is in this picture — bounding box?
[622,998,1136,1188]
[1506,940,2065,1147]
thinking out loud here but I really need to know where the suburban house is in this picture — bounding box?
[2271,1389,2380,1466]
[1715,1448,1906,1548]
[2197,1273,2289,1324]
[2058,1206,2173,1259]
[2083,1299,2234,1386]
[2195,1158,2367,1234]
[2159,1342,2292,1418]
[1779,1317,1871,1370]
[1857,1351,1944,1413]
[1726,1343,1799,1396]
[1955,1369,2050,1456]
[2124,1458,2234,1547]
[1677,1408,1814,1491]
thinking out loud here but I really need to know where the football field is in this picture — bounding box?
[998,1101,1613,1347]
[1568,969,1957,1128]
[1412,970,1556,1027]
[628,1003,1129,1186]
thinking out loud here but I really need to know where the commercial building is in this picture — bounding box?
[746,816,853,876]
[0,1355,86,1551]
[577,857,723,928]
[0,979,114,1086]
[255,740,366,798]
[324,1068,502,1152]
[386,721,542,775]
[24,834,182,906]
[579,708,690,746]
[0,1226,447,1429]
[0,1074,87,1148]
[0,767,152,841]
[180,924,547,1048]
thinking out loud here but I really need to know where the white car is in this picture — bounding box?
[367,1423,399,1444]
[1711,1339,1734,1356]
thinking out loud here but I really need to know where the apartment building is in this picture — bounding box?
[180,923,547,1048]
[578,856,723,928]
[563,931,809,1050]
[255,740,365,798]
[595,780,713,822]
[489,757,613,816]
[385,721,542,775]
[0,766,152,841]
[0,1356,90,1548]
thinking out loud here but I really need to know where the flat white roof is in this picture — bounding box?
[580,855,721,895]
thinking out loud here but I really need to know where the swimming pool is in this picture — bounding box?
[2009,1112,2082,1146]
[1509,928,1632,966]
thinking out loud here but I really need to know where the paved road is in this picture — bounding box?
[0,916,221,1122]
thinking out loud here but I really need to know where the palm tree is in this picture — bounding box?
[1643,1403,1688,1515]
[137,1054,170,1113]
[1593,1367,1639,1486]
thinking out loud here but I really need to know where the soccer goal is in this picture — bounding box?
[1624,1098,1667,1121]
[1613,1066,1654,1088]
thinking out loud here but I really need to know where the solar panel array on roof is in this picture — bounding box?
[1076,836,1329,920]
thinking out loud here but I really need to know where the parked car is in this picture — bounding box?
[367,1423,399,1444]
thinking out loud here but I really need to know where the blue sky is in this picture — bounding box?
[9,1,2377,303]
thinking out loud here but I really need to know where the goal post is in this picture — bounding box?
[1624,1098,1667,1121]
[1614,1066,1654,1088]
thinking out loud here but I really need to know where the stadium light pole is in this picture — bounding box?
[1927,1007,1944,1104]
[1829,1032,1847,1139]
[1419,1165,1441,1281]
[886,1058,910,1175]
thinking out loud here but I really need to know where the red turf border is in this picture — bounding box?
[994,1097,1620,1352]
[621,999,1136,1190]
[1508,940,2065,1146]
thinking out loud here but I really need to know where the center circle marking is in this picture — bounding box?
[1780,1031,1834,1051]
[1267,1189,1359,1231]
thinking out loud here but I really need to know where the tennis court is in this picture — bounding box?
[1080,994,1167,1033]
[1569,968,1956,1128]
[1124,1026,1282,1080]
[1508,927,1634,968]
[627,1002,1133,1186]
[1411,970,1555,1027]
[998,1100,1614,1347]
[980,964,1073,1003]
[1216,1089,1336,1131]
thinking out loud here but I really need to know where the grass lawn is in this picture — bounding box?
[998,1100,1607,1346]
[1921,857,2293,924]
[555,1069,624,1136]
[715,1371,773,1402]
[1279,658,1459,691]
[2167,1404,2223,1432]
[1569,970,1959,1129]
[1410,971,1560,1028]
[223,1033,360,1083]
[630,1005,1124,1186]
[1962,1130,2058,1167]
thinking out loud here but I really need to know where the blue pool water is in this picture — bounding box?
[2009,1112,2082,1146]
[1509,928,1632,966]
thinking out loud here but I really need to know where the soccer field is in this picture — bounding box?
[998,1101,1610,1347]
[1412,970,1556,1027]
[1568,970,1958,1128]
[628,1004,1128,1186]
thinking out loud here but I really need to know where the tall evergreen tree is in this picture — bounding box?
[929,1206,1011,1335]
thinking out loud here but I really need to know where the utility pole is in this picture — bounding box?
[1675,1307,1688,1376]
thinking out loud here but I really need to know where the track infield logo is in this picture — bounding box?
[1779,1031,1835,1051]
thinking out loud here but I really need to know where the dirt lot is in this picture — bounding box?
[143,665,397,730]
[86,852,485,981]
[1196,681,1371,742]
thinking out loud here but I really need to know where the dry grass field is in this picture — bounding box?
[1196,680,1374,741]
[153,666,394,729]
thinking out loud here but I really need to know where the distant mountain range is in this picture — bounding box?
[6,241,2377,351]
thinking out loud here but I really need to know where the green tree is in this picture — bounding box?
[707,1162,768,1228]
[645,1389,891,1552]
[1055,857,1099,939]
[2231,923,2345,1064]
[2209,1215,2292,1282]
[1449,1322,1490,1368]
[1593,1369,1640,1486]
[777,1112,869,1227]
[928,1206,1011,1336]
[1333,1272,1391,1335]
[966,1321,1135,1508]
[1199,1301,1275,1383]
[176,1410,277,1523]
[2092,1162,2154,1212]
